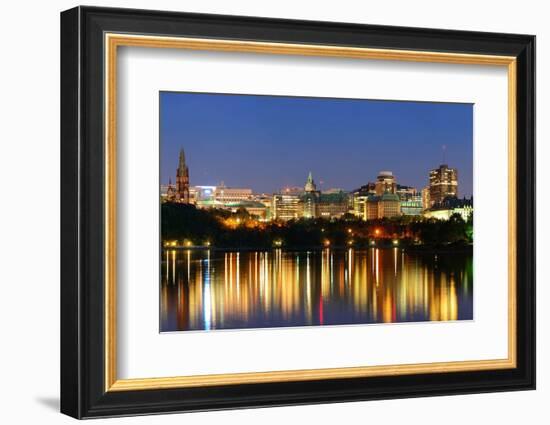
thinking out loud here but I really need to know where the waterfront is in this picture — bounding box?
[160,248,473,332]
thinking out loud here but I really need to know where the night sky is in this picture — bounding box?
[160,92,473,197]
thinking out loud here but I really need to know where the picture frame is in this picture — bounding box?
[60,5,535,419]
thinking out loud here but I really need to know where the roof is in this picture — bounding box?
[367,193,400,202]
[226,201,266,209]
[380,193,400,201]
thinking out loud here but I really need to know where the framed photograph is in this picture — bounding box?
[60,6,535,419]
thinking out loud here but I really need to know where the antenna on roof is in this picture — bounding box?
[442,144,447,165]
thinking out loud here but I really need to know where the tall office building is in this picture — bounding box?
[175,148,190,203]
[429,164,458,206]
[375,171,397,195]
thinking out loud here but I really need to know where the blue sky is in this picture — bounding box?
[160,92,473,196]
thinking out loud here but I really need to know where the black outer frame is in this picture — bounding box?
[60,6,535,419]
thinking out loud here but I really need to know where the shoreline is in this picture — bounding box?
[162,244,473,254]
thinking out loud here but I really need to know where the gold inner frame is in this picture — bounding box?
[104,33,517,392]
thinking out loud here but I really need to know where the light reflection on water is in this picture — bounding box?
[160,248,473,332]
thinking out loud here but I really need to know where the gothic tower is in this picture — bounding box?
[303,171,319,218]
[304,171,317,192]
[176,148,190,203]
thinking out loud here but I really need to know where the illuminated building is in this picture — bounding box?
[318,191,349,219]
[214,182,253,204]
[400,195,423,216]
[350,183,376,218]
[375,171,397,195]
[429,164,458,207]
[421,186,431,210]
[351,194,368,218]
[166,178,175,201]
[272,194,301,220]
[424,196,473,221]
[192,185,215,200]
[395,184,417,200]
[175,148,190,203]
[302,171,320,218]
[272,173,349,221]
[304,171,317,193]
[192,185,217,208]
[365,192,402,219]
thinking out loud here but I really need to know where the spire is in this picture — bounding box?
[304,171,317,192]
[178,148,186,172]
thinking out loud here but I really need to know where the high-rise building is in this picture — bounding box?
[375,171,397,195]
[175,148,190,203]
[429,164,458,206]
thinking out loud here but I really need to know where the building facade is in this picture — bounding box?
[350,183,376,218]
[396,184,417,201]
[423,196,473,221]
[317,191,349,219]
[272,194,301,220]
[375,171,397,195]
[365,192,401,220]
[214,183,253,204]
[271,173,350,221]
[302,171,320,218]
[421,186,431,210]
[400,195,423,216]
[429,164,458,207]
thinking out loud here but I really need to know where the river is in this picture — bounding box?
[160,248,473,332]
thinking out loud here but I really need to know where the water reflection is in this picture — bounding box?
[160,248,473,332]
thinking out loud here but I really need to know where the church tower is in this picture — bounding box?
[175,148,190,203]
[304,171,317,192]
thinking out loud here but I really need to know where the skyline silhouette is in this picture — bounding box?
[160,91,473,196]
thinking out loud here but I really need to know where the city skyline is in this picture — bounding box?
[160,92,473,197]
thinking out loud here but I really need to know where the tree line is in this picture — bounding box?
[161,203,473,249]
